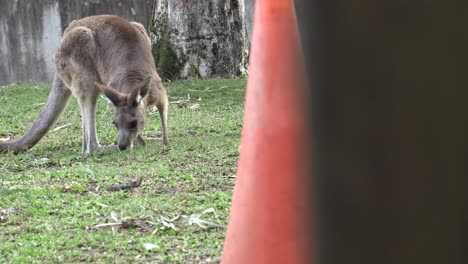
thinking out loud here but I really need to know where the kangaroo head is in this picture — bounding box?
[95,78,150,151]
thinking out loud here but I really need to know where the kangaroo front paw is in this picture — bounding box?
[136,135,146,146]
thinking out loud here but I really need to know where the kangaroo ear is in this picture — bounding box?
[130,77,151,106]
[95,82,126,106]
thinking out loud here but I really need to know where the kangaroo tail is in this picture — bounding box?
[0,73,72,153]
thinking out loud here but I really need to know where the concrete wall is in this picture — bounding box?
[244,0,255,42]
[0,0,153,85]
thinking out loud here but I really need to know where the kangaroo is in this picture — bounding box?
[0,15,169,154]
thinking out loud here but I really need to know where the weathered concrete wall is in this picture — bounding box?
[58,0,153,32]
[244,0,255,41]
[0,0,61,85]
[0,0,153,85]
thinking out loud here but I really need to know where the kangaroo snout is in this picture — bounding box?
[117,130,134,151]
[118,140,133,151]
[118,144,128,151]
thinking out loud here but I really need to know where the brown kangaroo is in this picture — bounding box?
[0,15,169,153]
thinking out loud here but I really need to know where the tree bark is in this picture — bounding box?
[150,0,249,81]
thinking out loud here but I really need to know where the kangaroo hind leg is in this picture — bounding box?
[56,26,102,154]
[71,79,101,154]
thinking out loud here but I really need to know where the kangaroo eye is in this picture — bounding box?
[129,121,138,130]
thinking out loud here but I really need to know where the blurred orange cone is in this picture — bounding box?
[220,0,313,263]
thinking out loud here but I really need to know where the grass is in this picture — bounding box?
[0,77,246,263]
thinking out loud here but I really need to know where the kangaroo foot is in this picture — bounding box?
[96,145,119,152]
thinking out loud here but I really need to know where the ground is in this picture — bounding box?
[0,77,246,263]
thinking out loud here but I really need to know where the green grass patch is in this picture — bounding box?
[0,78,246,263]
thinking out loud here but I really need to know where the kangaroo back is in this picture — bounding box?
[55,26,97,87]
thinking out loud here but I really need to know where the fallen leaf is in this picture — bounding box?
[144,243,159,251]
[52,123,71,132]
[181,208,225,229]
[111,211,119,222]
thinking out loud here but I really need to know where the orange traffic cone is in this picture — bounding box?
[220,0,313,263]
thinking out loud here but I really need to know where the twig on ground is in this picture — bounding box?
[100,177,143,192]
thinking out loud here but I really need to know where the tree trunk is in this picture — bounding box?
[150,0,249,81]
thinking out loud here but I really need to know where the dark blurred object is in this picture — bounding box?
[295,1,468,263]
